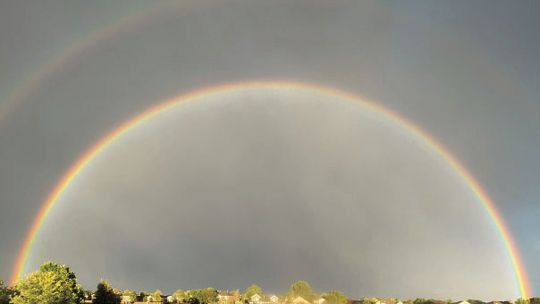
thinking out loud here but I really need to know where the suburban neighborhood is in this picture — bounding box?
[1,262,538,304]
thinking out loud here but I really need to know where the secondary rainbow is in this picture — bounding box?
[9,80,531,298]
[0,1,171,127]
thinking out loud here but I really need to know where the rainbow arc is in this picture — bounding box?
[9,81,530,298]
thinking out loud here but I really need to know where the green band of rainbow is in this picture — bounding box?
[9,81,530,298]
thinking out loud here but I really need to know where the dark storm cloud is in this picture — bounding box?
[0,0,539,299]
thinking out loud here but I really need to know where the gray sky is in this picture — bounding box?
[0,0,539,300]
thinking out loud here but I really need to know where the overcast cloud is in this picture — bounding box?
[0,0,539,300]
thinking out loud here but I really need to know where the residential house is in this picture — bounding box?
[250,294,281,304]
[219,291,242,304]
[293,296,313,304]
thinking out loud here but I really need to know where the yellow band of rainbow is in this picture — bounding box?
[9,80,530,298]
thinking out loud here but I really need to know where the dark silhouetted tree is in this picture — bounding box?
[189,297,201,304]
[93,280,120,304]
[0,280,14,304]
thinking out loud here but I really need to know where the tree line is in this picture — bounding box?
[0,262,346,304]
[0,261,538,304]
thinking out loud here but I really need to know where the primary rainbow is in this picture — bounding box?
[9,80,531,298]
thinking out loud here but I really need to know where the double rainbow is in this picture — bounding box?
[9,81,530,298]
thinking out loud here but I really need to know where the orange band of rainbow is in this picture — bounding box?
[9,81,530,298]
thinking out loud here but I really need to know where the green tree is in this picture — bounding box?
[529,298,540,304]
[173,290,187,303]
[323,291,348,304]
[231,290,241,304]
[40,262,84,302]
[0,280,13,304]
[123,290,137,303]
[93,280,120,304]
[188,288,218,304]
[152,290,163,302]
[244,285,262,301]
[203,288,219,304]
[289,281,314,300]
[516,299,530,304]
[11,262,84,304]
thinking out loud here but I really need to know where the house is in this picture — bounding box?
[219,291,242,304]
[250,294,281,304]
[293,296,313,304]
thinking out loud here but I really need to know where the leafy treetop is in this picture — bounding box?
[323,291,348,304]
[11,261,84,304]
